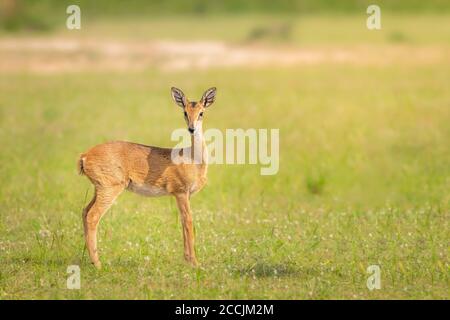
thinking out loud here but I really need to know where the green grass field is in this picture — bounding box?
[0,12,449,299]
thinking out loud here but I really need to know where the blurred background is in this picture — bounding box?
[1,0,450,72]
[0,0,448,299]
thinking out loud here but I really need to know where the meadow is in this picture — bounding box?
[0,11,449,299]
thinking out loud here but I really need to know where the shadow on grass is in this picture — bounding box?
[235,261,301,278]
[5,255,146,274]
[6,256,73,267]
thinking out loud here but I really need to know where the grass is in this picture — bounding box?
[0,13,449,299]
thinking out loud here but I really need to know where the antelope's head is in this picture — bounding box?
[171,87,217,135]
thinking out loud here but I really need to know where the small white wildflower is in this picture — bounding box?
[39,229,51,238]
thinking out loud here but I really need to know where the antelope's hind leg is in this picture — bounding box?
[82,185,124,269]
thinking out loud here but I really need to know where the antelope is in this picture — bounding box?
[78,87,217,269]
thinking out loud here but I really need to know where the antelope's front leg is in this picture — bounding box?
[174,193,198,266]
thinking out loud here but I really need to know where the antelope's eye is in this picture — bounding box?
[199,112,204,117]
[184,111,188,117]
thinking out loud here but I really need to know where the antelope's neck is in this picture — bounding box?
[190,128,208,166]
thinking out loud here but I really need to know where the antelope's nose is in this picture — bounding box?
[188,127,195,134]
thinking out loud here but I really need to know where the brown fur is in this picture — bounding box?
[79,87,216,268]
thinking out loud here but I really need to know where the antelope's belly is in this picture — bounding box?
[127,182,169,197]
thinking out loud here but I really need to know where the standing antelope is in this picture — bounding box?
[78,87,217,268]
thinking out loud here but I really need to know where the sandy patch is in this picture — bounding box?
[0,38,448,73]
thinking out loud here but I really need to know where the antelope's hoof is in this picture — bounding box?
[93,261,102,270]
[184,255,199,267]
[189,258,199,267]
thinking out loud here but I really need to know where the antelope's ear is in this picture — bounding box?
[201,87,217,108]
[171,87,187,108]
